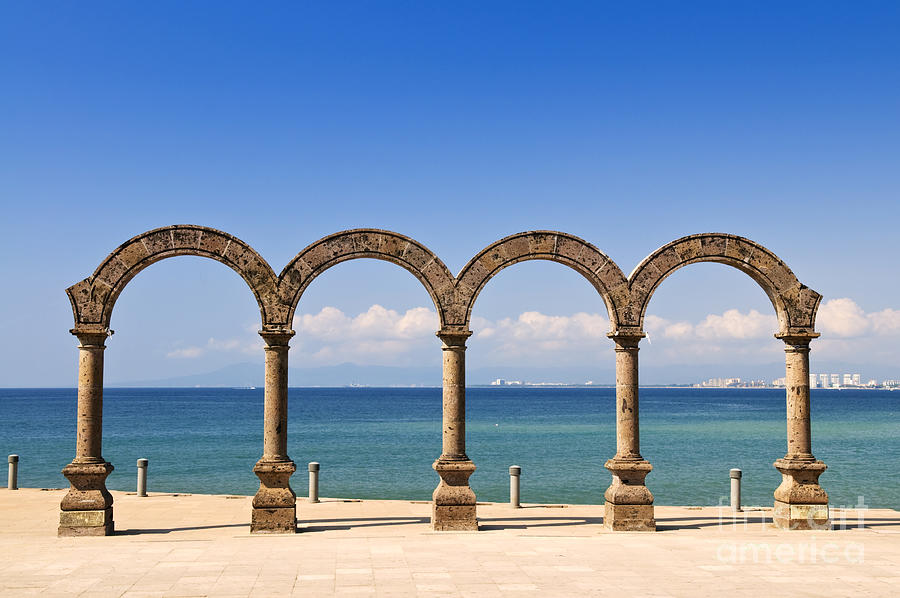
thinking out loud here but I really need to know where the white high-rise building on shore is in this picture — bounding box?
[811,372,865,388]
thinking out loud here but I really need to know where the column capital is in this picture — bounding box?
[70,326,112,346]
[436,327,472,347]
[607,329,644,350]
[775,331,820,348]
[259,328,295,348]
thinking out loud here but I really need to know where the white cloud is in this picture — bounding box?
[639,309,782,365]
[165,300,900,371]
[166,346,204,359]
[645,309,777,341]
[694,309,777,340]
[291,305,439,366]
[869,308,900,335]
[812,298,900,339]
[294,305,438,341]
[817,298,870,338]
[477,311,609,342]
[470,311,611,361]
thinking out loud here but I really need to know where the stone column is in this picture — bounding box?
[59,327,115,536]
[251,329,297,533]
[431,328,478,531]
[603,332,655,531]
[773,333,829,530]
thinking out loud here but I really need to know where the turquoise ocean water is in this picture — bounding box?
[1,387,897,509]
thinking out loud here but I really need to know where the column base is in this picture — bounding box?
[603,502,656,532]
[603,458,655,532]
[250,507,296,533]
[432,505,478,531]
[773,500,830,530]
[432,458,478,531]
[59,460,114,536]
[59,507,114,536]
[251,459,297,534]
[772,458,829,530]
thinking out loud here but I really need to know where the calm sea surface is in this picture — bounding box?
[1,387,897,509]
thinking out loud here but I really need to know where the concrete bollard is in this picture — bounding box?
[730,468,742,511]
[308,462,320,503]
[8,455,18,491]
[137,458,148,497]
[509,465,521,508]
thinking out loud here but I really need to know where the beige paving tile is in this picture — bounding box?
[1,489,898,598]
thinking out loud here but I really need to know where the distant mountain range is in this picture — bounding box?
[111,362,614,387]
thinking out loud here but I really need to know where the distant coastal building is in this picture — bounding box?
[696,377,766,388]
[694,371,891,389]
[490,378,522,386]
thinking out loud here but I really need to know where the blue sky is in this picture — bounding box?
[1,2,898,386]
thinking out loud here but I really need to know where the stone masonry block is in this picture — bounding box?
[115,241,151,270]
[699,235,727,257]
[172,227,200,249]
[527,232,558,254]
[198,231,230,256]
[142,229,174,254]
[603,503,656,532]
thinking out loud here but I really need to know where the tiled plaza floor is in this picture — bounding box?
[1,488,898,597]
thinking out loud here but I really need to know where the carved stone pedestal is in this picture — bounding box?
[59,461,115,536]
[432,458,477,531]
[773,458,829,530]
[603,459,655,531]
[251,460,297,533]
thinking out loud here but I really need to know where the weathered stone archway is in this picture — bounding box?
[276,229,455,328]
[434,231,629,530]
[59,226,828,536]
[627,233,821,335]
[611,233,827,531]
[67,225,280,330]
[60,225,279,536]
[256,229,457,531]
[454,231,629,329]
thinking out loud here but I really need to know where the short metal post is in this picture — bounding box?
[308,462,320,503]
[730,468,742,511]
[7,455,18,491]
[509,465,521,508]
[137,458,148,497]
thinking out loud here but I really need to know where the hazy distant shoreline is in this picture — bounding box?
[1,385,898,391]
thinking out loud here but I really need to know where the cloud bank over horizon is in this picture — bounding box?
[161,298,900,376]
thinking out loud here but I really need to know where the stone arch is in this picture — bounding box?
[627,233,822,335]
[454,231,629,329]
[66,225,280,329]
[277,229,456,328]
